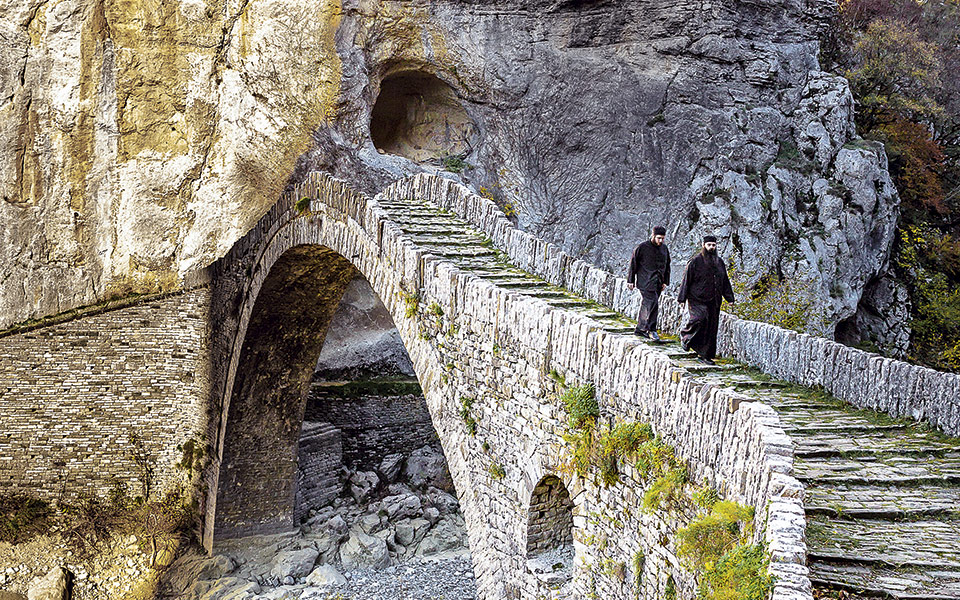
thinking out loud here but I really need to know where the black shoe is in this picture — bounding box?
[697,357,716,366]
[634,329,648,337]
[680,338,690,351]
[649,331,661,342]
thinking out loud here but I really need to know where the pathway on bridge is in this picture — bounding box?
[378,195,960,599]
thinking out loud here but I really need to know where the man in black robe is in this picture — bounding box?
[627,226,670,341]
[677,235,735,364]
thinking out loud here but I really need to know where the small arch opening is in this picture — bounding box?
[526,475,575,584]
[369,71,475,162]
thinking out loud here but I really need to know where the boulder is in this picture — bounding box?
[339,527,390,571]
[27,568,70,600]
[358,513,383,534]
[193,578,259,600]
[379,493,422,521]
[378,453,404,483]
[269,547,319,580]
[306,564,347,587]
[426,487,460,514]
[196,555,237,580]
[415,516,468,557]
[403,446,453,491]
[394,518,431,547]
[325,514,349,537]
[349,471,380,504]
[217,582,261,600]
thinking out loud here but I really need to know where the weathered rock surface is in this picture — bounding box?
[304,564,346,588]
[268,548,319,580]
[1,0,903,351]
[26,567,70,600]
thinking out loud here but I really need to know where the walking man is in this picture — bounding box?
[627,226,670,341]
[677,235,735,364]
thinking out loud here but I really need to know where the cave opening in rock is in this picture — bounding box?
[210,247,475,595]
[525,475,575,585]
[369,71,476,162]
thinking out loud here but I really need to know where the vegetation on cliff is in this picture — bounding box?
[821,0,960,370]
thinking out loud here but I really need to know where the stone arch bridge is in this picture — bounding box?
[2,172,959,599]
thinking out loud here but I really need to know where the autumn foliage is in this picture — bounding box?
[822,0,960,370]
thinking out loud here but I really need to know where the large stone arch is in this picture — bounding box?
[202,177,481,551]
[192,172,808,600]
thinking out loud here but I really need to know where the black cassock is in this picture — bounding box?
[677,251,734,359]
[627,240,671,334]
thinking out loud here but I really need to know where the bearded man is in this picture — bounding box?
[677,235,735,364]
[627,226,670,341]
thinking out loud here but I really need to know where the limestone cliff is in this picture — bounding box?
[0,0,902,343]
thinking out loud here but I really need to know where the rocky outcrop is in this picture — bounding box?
[1,0,901,346]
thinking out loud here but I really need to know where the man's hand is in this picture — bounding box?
[627,283,635,290]
[661,283,667,292]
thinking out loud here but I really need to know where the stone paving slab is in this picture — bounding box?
[792,430,958,457]
[809,562,960,599]
[805,484,960,518]
[796,453,960,484]
[807,517,960,567]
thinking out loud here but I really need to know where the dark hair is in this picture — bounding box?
[652,226,666,236]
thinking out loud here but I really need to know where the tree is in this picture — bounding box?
[845,18,943,131]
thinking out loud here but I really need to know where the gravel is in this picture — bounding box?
[324,555,476,600]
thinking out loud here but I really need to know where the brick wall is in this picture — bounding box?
[526,476,573,555]
[295,421,343,521]
[0,289,212,503]
[305,385,438,470]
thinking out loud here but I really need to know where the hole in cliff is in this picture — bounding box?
[526,475,575,586]
[370,71,476,163]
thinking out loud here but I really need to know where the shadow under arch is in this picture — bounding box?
[212,243,361,539]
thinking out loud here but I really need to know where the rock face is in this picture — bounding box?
[1,0,901,344]
[26,567,70,600]
[314,277,414,379]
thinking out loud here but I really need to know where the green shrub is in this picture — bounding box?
[641,468,687,513]
[596,422,655,486]
[692,486,721,510]
[295,196,312,214]
[0,495,52,544]
[697,543,773,600]
[634,437,683,482]
[561,384,599,430]
[677,501,754,569]
[459,396,477,436]
[441,154,470,174]
[401,291,420,319]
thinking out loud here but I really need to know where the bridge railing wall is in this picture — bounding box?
[380,174,811,600]
[391,174,960,437]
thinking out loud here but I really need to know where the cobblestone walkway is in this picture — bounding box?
[379,196,960,599]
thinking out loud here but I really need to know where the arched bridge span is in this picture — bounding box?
[198,172,808,599]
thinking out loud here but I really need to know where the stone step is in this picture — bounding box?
[773,408,908,432]
[795,453,960,484]
[805,483,960,518]
[807,517,960,568]
[409,234,487,245]
[419,247,498,259]
[793,430,959,458]
[809,562,960,599]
